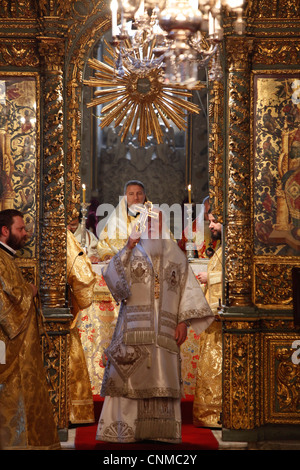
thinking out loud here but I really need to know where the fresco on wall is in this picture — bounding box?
[0,75,37,257]
[254,74,300,257]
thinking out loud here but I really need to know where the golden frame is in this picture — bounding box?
[263,333,300,424]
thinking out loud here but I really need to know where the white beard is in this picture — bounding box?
[140,238,164,258]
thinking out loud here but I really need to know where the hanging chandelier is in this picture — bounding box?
[110,0,245,87]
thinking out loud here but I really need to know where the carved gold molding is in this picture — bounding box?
[42,315,72,430]
[0,40,39,67]
[65,14,110,221]
[208,79,224,224]
[38,37,67,308]
[222,317,260,429]
[263,333,300,424]
[253,258,297,308]
[224,37,253,307]
[223,316,300,430]
[252,39,300,66]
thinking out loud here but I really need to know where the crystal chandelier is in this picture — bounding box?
[110,0,245,87]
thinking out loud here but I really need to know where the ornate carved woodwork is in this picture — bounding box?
[223,316,300,431]
[221,0,300,438]
[0,0,299,440]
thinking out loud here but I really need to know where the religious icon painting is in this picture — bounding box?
[0,73,39,258]
[253,72,300,257]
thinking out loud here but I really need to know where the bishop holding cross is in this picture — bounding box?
[96,207,214,444]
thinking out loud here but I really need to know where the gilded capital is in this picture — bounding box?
[38,37,65,71]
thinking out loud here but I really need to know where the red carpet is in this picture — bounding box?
[75,395,219,451]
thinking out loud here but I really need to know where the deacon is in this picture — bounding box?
[193,210,223,429]
[0,209,60,450]
[67,229,97,424]
[96,209,214,444]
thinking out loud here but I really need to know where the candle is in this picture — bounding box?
[188,184,192,204]
[82,184,86,204]
[209,12,214,36]
[214,0,221,37]
[110,0,118,37]
[189,0,198,10]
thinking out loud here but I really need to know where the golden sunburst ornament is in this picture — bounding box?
[83,42,202,147]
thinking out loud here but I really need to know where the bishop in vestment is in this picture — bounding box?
[96,210,214,443]
[0,210,60,450]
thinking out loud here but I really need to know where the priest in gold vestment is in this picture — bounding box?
[96,180,146,261]
[0,209,60,450]
[67,230,97,424]
[193,212,223,428]
[96,211,214,443]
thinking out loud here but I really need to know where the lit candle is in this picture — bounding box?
[209,12,215,36]
[110,0,118,37]
[189,0,198,9]
[82,184,86,204]
[188,184,192,204]
[214,0,221,37]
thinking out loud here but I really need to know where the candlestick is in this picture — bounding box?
[80,196,90,251]
[184,203,195,260]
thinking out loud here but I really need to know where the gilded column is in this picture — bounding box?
[225,38,253,307]
[208,79,224,224]
[38,37,66,308]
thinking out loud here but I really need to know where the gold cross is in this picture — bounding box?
[132,201,159,232]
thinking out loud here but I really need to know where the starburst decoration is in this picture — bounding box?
[83,42,203,147]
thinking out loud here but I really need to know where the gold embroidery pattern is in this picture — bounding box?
[106,336,149,381]
[99,419,135,443]
[138,397,174,419]
[102,377,180,399]
[123,304,154,342]
[136,398,180,441]
[110,253,131,301]
[164,261,182,294]
[153,256,160,299]
[130,256,151,284]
